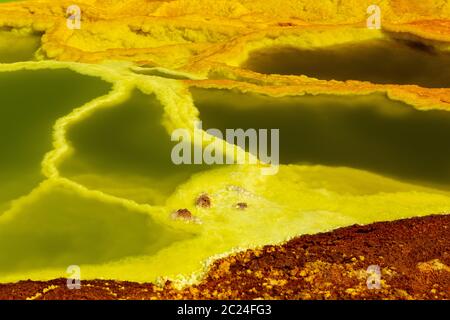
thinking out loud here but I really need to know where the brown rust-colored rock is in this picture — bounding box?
[196,193,211,208]
[1,214,448,300]
[235,202,248,210]
[171,208,193,220]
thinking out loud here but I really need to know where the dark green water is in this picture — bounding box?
[61,89,213,205]
[0,29,42,63]
[0,69,111,211]
[243,39,450,88]
[0,184,192,273]
[193,88,450,189]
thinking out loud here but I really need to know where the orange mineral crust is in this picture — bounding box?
[1,0,450,106]
[0,215,448,300]
[0,0,449,65]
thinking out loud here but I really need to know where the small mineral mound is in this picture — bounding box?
[195,193,211,208]
[171,208,193,220]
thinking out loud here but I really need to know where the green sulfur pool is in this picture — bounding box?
[0,69,111,212]
[193,88,450,190]
[242,39,450,88]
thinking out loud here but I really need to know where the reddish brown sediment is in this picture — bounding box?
[1,214,448,300]
[195,193,212,208]
[171,208,193,220]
